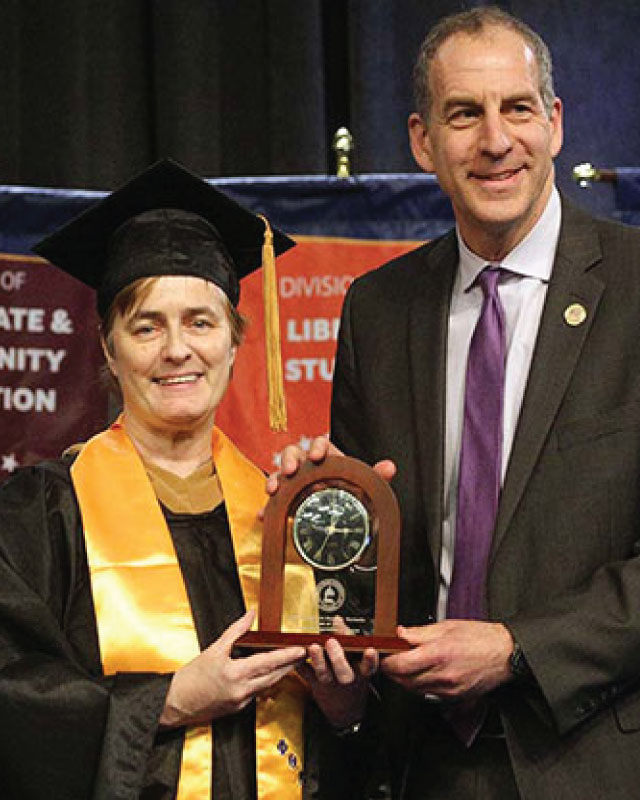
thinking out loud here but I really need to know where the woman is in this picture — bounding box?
[0,161,373,799]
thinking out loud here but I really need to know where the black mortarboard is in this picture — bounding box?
[34,158,294,431]
[33,158,295,317]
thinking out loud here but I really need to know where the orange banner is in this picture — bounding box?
[216,236,419,471]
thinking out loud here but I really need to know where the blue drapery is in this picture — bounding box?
[615,169,640,227]
[3,172,638,257]
[0,174,454,254]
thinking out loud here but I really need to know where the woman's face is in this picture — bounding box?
[104,276,236,434]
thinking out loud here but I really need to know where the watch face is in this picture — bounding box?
[292,487,370,571]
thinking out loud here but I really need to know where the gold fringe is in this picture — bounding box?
[258,214,287,432]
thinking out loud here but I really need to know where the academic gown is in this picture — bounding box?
[0,458,328,800]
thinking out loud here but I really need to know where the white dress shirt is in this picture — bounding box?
[437,187,562,620]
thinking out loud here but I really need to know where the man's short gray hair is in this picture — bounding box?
[413,6,556,123]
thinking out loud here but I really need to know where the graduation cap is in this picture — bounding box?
[33,158,295,431]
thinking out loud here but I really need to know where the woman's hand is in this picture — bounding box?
[159,610,306,728]
[299,636,379,729]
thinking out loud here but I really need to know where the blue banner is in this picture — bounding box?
[615,168,640,227]
[0,174,454,256]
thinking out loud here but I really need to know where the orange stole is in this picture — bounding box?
[71,422,315,799]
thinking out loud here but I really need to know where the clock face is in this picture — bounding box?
[292,487,370,571]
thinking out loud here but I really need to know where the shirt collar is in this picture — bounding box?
[456,186,562,292]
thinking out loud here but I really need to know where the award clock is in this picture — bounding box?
[238,455,409,653]
[292,487,370,571]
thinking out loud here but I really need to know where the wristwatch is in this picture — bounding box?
[509,639,532,681]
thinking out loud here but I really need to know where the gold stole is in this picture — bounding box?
[71,422,316,799]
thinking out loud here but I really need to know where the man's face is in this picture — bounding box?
[409,26,563,259]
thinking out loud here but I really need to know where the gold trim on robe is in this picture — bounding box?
[71,421,317,799]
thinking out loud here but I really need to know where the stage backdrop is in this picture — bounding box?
[1,172,636,478]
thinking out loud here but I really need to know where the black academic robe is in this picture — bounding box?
[0,458,340,800]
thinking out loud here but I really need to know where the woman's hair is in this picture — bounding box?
[100,276,247,354]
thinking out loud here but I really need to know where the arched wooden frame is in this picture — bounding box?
[238,456,409,653]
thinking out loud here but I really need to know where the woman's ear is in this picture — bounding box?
[100,336,118,378]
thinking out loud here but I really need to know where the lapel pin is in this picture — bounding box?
[564,303,587,327]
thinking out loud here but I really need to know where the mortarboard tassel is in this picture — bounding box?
[258,215,288,432]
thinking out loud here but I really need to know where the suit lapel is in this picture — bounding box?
[491,201,605,557]
[408,232,457,572]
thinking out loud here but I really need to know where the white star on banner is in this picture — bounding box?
[1,453,19,473]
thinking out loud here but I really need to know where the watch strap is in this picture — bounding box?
[509,640,532,681]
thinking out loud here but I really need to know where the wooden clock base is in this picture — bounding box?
[237,630,411,654]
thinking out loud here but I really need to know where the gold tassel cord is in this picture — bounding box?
[258,214,287,432]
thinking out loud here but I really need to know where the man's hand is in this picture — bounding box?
[265,435,397,498]
[381,620,514,701]
[159,610,306,728]
[299,637,379,728]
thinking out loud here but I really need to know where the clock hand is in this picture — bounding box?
[325,524,364,536]
[313,523,336,561]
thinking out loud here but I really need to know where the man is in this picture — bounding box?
[275,6,640,799]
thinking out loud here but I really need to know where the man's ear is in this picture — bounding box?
[408,112,435,173]
[549,97,563,159]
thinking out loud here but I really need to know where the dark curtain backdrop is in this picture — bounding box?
[2,0,639,216]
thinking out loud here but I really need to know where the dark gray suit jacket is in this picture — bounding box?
[331,198,640,799]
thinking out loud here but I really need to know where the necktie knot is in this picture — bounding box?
[476,265,502,298]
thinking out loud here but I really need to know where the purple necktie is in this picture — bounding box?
[445,267,506,745]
